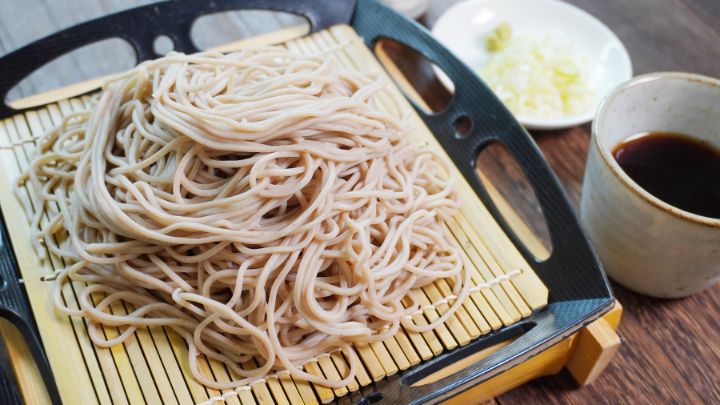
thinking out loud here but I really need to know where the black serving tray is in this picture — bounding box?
[0,1,613,404]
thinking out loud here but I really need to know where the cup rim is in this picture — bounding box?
[592,71,720,228]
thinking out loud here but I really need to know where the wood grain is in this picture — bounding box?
[1,0,719,404]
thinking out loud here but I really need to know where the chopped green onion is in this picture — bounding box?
[480,29,594,119]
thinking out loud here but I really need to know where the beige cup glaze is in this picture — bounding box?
[581,72,720,298]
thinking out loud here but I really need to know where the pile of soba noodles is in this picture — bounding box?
[18,46,470,389]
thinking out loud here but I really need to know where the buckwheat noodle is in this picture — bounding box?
[17,46,471,390]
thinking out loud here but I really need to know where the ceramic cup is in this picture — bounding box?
[581,72,720,298]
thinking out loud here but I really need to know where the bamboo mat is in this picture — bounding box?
[0,25,547,405]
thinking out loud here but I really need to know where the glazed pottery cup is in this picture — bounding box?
[581,72,720,298]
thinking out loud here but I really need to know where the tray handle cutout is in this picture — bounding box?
[403,321,536,387]
[0,0,357,119]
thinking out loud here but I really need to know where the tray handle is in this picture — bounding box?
[350,1,612,403]
[0,0,357,119]
[352,0,609,300]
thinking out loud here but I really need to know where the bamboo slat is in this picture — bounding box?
[0,25,547,404]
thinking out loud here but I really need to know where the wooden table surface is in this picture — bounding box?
[1,0,719,404]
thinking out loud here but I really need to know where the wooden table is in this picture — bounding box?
[0,0,719,404]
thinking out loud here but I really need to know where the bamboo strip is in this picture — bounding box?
[400,323,434,362]
[223,367,257,405]
[166,330,210,403]
[117,311,168,404]
[416,293,457,350]
[265,376,289,405]
[381,335,412,371]
[146,326,195,405]
[393,328,422,366]
[435,279,482,338]
[317,356,348,398]
[455,196,532,317]
[423,283,472,346]
[452,224,517,325]
[448,220,512,328]
[206,359,241,405]
[447,219,504,329]
[354,344,386,382]
[277,373,304,405]
[104,301,153,403]
[456,185,548,310]
[369,342,398,377]
[290,375,319,405]
[348,350,372,388]
[305,361,334,403]
[403,296,444,356]
[244,361,274,405]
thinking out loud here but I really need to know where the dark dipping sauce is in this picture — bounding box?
[612,132,720,219]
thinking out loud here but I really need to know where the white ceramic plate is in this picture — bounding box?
[431,0,633,130]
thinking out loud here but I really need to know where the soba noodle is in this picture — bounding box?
[17,46,471,389]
